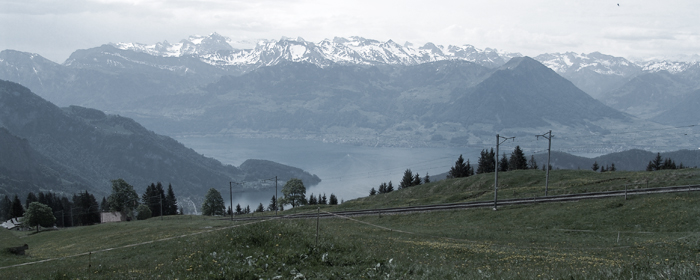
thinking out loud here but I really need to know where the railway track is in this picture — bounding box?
[226,184,700,221]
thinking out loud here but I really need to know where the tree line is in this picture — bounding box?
[0,190,101,228]
[201,178,341,216]
[0,178,182,231]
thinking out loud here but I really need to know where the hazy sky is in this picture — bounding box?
[1,0,698,63]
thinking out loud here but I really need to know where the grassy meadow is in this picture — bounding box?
[2,169,700,279]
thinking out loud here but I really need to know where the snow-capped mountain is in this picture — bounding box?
[534,52,641,76]
[638,60,700,74]
[110,33,522,69]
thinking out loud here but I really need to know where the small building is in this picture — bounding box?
[1,217,22,229]
[100,212,126,223]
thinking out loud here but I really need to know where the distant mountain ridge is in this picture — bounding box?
[108,33,522,69]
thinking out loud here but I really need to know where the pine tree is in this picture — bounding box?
[477,148,496,174]
[449,155,468,178]
[235,204,242,215]
[528,155,538,170]
[329,194,338,205]
[369,188,377,196]
[646,161,654,171]
[424,173,430,184]
[378,182,387,194]
[412,173,422,186]
[25,192,38,209]
[0,195,12,221]
[11,195,24,218]
[652,153,663,171]
[386,181,394,193]
[100,197,109,212]
[400,169,414,189]
[245,205,251,214]
[499,153,509,172]
[592,161,599,172]
[466,159,474,176]
[308,193,317,205]
[508,146,528,170]
[267,195,278,211]
[321,193,327,205]
[600,165,607,172]
[610,163,616,171]
[256,203,265,213]
[165,184,177,216]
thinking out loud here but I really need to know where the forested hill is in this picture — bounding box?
[0,80,320,198]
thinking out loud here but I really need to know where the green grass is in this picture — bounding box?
[2,169,700,279]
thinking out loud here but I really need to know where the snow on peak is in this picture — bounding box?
[109,34,522,69]
[534,52,639,76]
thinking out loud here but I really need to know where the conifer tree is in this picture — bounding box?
[308,193,317,205]
[0,195,12,221]
[528,155,538,170]
[11,194,25,218]
[25,192,38,209]
[387,181,394,193]
[412,173,422,186]
[400,169,414,189]
[652,153,663,171]
[235,203,242,215]
[449,155,468,178]
[165,184,177,216]
[321,193,327,205]
[369,188,377,196]
[378,182,387,194]
[424,173,430,184]
[245,205,251,214]
[256,203,265,213]
[267,195,278,211]
[477,148,496,174]
[100,197,109,212]
[499,153,509,172]
[509,146,528,170]
[592,161,599,171]
[329,194,338,205]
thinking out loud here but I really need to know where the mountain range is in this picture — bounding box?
[1,33,698,153]
[0,80,320,211]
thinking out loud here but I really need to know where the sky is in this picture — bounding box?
[1,0,699,64]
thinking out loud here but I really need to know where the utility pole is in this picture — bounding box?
[229,182,233,221]
[494,134,515,210]
[537,130,553,196]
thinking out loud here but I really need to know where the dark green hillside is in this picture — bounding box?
[0,128,93,197]
[336,168,700,211]
[0,80,319,199]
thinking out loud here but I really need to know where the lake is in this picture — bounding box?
[175,135,473,208]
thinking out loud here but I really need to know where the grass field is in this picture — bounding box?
[2,169,700,279]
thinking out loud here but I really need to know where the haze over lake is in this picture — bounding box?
[176,136,471,207]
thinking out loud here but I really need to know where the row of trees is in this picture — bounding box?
[0,191,101,227]
[105,179,181,220]
[646,153,687,171]
[368,146,544,196]
[201,178,341,216]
